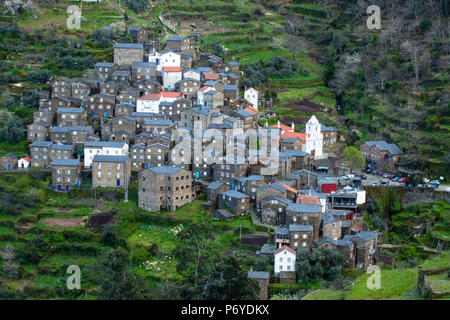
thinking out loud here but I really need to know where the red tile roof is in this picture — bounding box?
[162,66,182,72]
[274,245,296,256]
[204,73,219,80]
[298,195,319,205]
[22,156,31,162]
[351,225,364,232]
[138,93,161,100]
[281,184,297,194]
[243,105,258,115]
[281,131,306,143]
[160,92,182,98]
[199,86,212,92]
[269,122,292,132]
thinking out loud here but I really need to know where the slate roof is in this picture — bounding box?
[356,231,378,241]
[256,183,286,193]
[57,107,84,113]
[113,43,143,49]
[85,141,126,148]
[274,226,289,235]
[321,125,336,132]
[283,149,309,157]
[364,141,401,155]
[223,84,238,91]
[131,61,156,68]
[286,203,322,213]
[248,271,270,280]
[31,141,52,148]
[3,153,18,159]
[131,112,165,118]
[51,159,79,166]
[260,196,291,206]
[166,35,187,41]
[148,166,182,175]
[143,119,172,126]
[235,109,252,117]
[92,155,128,163]
[50,144,73,151]
[211,209,233,220]
[220,190,249,199]
[289,224,313,232]
[260,244,275,255]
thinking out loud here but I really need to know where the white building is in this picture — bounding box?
[136,94,162,113]
[197,86,213,106]
[183,69,201,81]
[162,66,182,91]
[244,87,259,109]
[302,115,323,158]
[18,156,31,169]
[274,246,296,276]
[84,141,128,168]
[148,50,181,72]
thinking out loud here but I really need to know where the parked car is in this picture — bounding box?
[371,181,378,186]
[360,174,367,180]
[382,173,391,179]
[366,168,372,174]
[400,182,406,187]
[429,180,440,185]
[398,177,408,183]
[371,169,377,175]
[381,181,389,185]
[391,176,399,182]
[376,171,384,176]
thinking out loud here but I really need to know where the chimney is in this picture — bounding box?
[250,266,253,272]
[277,120,280,128]
[291,122,295,130]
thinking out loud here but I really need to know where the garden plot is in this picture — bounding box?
[41,218,84,228]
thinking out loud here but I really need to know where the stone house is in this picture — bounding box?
[56,107,86,127]
[50,159,81,192]
[321,125,337,148]
[52,78,73,98]
[286,203,322,242]
[116,91,138,107]
[131,112,166,133]
[180,54,192,70]
[255,184,287,205]
[218,190,250,216]
[211,209,234,222]
[226,61,240,74]
[360,141,401,172]
[84,141,128,168]
[0,154,18,171]
[344,231,378,269]
[260,196,291,225]
[85,93,115,118]
[113,43,144,66]
[223,84,239,101]
[71,81,90,100]
[30,141,52,168]
[283,150,310,171]
[138,166,194,212]
[95,62,118,82]
[281,137,303,151]
[134,79,162,95]
[142,119,172,134]
[27,122,51,142]
[274,226,290,250]
[33,110,54,124]
[234,109,256,130]
[171,98,192,120]
[164,35,192,55]
[131,61,157,82]
[49,144,74,161]
[42,96,71,113]
[321,212,342,240]
[111,70,131,88]
[176,78,200,99]
[206,181,230,204]
[127,26,148,43]
[111,115,137,137]
[92,155,131,189]
[288,169,323,189]
[100,81,120,96]
[50,126,93,145]
[213,160,247,185]
[114,103,134,117]
[247,271,269,300]
[179,107,214,128]
[289,224,314,251]
[108,131,132,145]
[233,175,265,202]
[204,90,224,108]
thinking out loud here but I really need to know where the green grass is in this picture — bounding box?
[0,139,28,157]
[420,251,450,269]
[302,289,345,300]
[346,268,417,300]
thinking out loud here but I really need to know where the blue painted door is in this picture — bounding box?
[97,82,100,89]
[7,164,11,171]
[57,185,61,191]
[145,163,149,169]
[66,185,69,192]
[231,182,235,190]
[195,171,199,179]
[116,179,120,187]
[91,111,94,116]
[76,179,80,187]
[104,111,107,117]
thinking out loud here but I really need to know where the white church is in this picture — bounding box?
[302,115,323,158]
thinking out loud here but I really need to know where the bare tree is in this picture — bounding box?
[284,35,308,61]
[0,244,20,279]
[401,40,425,82]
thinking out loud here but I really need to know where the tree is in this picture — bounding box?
[173,223,216,299]
[202,255,259,300]
[295,247,345,283]
[210,41,224,58]
[284,35,308,61]
[343,146,365,172]
[101,223,117,246]
[20,235,49,264]
[124,11,129,21]
[125,0,148,14]
[0,116,25,144]
[98,247,149,300]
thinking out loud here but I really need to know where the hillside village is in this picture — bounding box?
[0,29,406,297]
[0,0,448,301]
